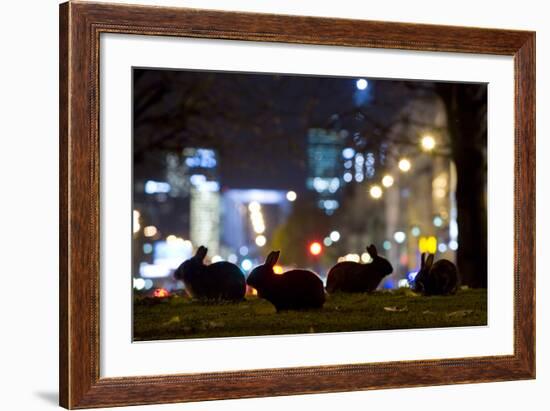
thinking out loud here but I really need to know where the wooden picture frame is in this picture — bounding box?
[59,1,535,408]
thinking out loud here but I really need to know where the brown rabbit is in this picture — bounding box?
[246,251,325,311]
[413,253,459,296]
[326,245,393,293]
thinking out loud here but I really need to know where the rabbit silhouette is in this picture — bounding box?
[246,250,325,311]
[326,244,393,293]
[413,253,459,296]
[175,246,246,301]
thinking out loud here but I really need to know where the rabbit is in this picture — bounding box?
[246,250,325,311]
[413,253,460,296]
[174,246,246,301]
[325,244,393,293]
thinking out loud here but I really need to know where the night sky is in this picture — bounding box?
[132,68,432,192]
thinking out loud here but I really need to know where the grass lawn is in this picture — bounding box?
[133,288,487,341]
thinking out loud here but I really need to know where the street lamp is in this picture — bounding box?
[143,225,157,237]
[309,242,323,256]
[398,158,411,172]
[393,231,406,244]
[420,135,436,152]
[381,174,394,188]
[356,78,368,90]
[369,185,383,199]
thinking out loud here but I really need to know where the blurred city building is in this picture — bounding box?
[382,97,458,287]
[306,128,344,214]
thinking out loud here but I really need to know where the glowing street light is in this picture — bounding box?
[369,185,383,199]
[255,235,267,247]
[286,190,297,202]
[143,225,158,237]
[248,201,261,213]
[398,158,412,172]
[309,242,323,256]
[420,135,436,152]
[394,231,407,244]
[356,78,368,90]
[381,174,394,188]
[329,230,341,242]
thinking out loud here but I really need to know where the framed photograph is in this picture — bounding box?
[59,1,535,408]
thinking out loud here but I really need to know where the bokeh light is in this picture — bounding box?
[255,235,267,247]
[382,175,394,188]
[356,78,368,90]
[398,158,411,172]
[421,135,436,151]
[309,242,322,256]
[369,185,383,199]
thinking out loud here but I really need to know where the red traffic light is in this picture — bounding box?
[309,242,323,256]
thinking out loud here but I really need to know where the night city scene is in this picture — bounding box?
[132,68,488,341]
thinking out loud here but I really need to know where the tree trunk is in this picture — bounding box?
[438,84,488,288]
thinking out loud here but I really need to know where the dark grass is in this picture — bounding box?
[133,288,487,341]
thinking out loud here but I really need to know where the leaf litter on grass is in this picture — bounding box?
[134,289,487,341]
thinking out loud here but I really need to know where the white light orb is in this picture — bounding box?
[382,175,394,188]
[356,78,368,90]
[255,235,267,247]
[398,158,412,172]
[369,185,383,199]
[394,231,406,244]
[342,148,355,159]
[421,135,436,151]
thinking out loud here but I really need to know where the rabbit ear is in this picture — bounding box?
[420,253,426,269]
[366,244,378,258]
[265,251,280,267]
[425,254,435,270]
[195,246,208,261]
